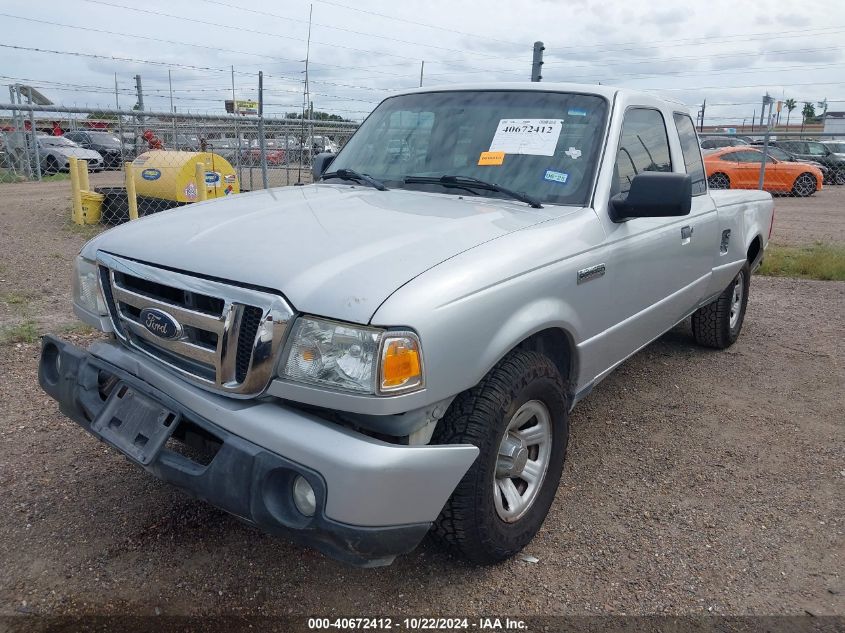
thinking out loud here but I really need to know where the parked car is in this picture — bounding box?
[773,140,845,185]
[37,135,104,174]
[749,142,832,183]
[704,146,823,196]
[821,140,845,157]
[700,135,749,150]
[309,135,338,154]
[40,84,773,567]
[63,130,135,169]
[240,137,301,166]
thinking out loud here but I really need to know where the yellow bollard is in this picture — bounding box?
[69,157,83,225]
[194,161,208,201]
[124,162,139,221]
[77,159,90,192]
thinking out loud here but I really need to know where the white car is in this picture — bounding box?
[38,135,104,174]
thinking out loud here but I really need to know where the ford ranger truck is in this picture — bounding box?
[39,84,774,567]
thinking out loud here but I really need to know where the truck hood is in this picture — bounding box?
[87,184,566,323]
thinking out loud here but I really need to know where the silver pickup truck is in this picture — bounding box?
[39,83,774,567]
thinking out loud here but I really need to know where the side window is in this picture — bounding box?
[615,108,672,194]
[806,142,827,157]
[673,113,706,195]
[733,151,763,163]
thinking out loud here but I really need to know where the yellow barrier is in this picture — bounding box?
[69,157,83,225]
[125,162,139,221]
[195,162,208,202]
[77,159,90,192]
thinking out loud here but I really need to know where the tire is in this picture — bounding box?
[431,349,569,564]
[791,172,817,197]
[691,263,750,349]
[835,169,845,186]
[43,156,59,175]
[708,173,730,189]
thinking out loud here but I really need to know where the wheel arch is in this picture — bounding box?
[746,234,763,268]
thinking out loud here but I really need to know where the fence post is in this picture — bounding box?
[257,71,269,189]
[69,157,82,224]
[125,162,139,221]
[758,129,771,190]
[195,162,208,201]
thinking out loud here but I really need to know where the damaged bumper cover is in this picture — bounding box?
[38,336,478,567]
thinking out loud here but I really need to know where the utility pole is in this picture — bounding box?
[115,73,125,164]
[699,99,706,132]
[419,61,425,87]
[231,65,243,185]
[168,69,176,147]
[298,3,313,184]
[134,74,145,133]
[257,70,268,189]
[531,41,544,82]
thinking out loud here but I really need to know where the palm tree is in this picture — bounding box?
[784,98,797,129]
[801,102,816,135]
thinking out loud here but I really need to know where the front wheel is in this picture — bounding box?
[791,172,817,197]
[691,263,750,349]
[834,169,845,186]
[431,349,569,564]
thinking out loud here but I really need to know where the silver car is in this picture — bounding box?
[37,135,104,174]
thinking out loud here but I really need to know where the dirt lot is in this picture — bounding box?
[0,176,843,619]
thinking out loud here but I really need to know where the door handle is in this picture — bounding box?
[681,225,694,245]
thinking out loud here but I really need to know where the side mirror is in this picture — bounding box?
[610,172,692,223]
[312,152,335,181]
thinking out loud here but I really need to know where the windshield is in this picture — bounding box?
[39,136,79,147]
[328,90,609,206]
[826,142,845,153]
[87,132,123,147]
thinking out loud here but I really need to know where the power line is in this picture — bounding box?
[79,0,428,63]
[313,0,526,48]
[195,0,519,60]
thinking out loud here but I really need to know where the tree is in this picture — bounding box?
[784,98,797,128]
[801,102,816,134]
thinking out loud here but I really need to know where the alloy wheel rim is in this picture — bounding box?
[730,272,744,330]
[494,400,552,523]
[796,175,814,196]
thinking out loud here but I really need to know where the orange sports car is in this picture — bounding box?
[704,146,823,196]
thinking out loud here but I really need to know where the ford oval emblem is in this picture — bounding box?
[139,308,182,340]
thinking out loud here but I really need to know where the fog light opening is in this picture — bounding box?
[41,342,61,385]
[292,475,316,517]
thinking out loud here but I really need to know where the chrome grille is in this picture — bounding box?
[97,252,293,397]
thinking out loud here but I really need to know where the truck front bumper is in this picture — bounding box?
[37,336,478,567]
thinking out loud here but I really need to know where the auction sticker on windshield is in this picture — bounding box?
[489,119,563,156]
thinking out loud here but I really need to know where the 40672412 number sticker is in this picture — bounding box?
[489,118,563,156]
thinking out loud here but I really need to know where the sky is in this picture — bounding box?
[1,0,844,125]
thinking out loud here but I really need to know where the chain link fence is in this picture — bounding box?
[0,104,359,221]
[700,131,845,197]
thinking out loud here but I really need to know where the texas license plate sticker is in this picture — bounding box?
[489,119,563,156]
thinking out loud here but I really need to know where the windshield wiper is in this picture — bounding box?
[322,169,388,191]
[403,175,543,208]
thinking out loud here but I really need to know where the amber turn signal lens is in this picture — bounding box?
[380,335,423,392]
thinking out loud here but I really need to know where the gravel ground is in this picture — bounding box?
[769,186,845,246]
[0,177,843,619]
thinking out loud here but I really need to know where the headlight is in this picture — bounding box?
[72,256,107,317]
[281,317,424,395]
